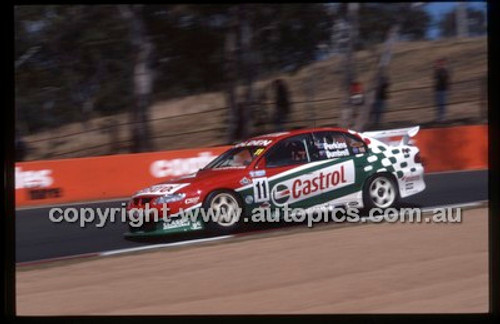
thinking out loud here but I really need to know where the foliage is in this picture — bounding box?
[15,4,432,133]
[15,5,134,132]
[438,6,487,38]
[356,3,431,47]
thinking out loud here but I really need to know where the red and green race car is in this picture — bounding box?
[124,126,425,237]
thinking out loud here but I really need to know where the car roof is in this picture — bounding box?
[239,127,360,145]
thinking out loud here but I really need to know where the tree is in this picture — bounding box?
[252,4,333,72]
[15,5,134,134]
[14,5,342,142]
[239,4,257,140]
[356,3,430,47]
[456,3,468,38]
[119,5,155,153]
[224,5,239,143]
[339,3,360,128]
[218,4,333,141]
[354,22,400,131]
[438,6,487,38]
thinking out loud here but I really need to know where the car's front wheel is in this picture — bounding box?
[363,174,399,210]
[203,190,244,234]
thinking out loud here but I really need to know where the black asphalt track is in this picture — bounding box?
[15,170,488,262]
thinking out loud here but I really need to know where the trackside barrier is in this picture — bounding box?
[413,125,487,173]
[15,146,231,207]
[15,125,487,207]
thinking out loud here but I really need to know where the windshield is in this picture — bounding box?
[203,146,266,169]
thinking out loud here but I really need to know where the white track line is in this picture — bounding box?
[17,252,100,267]
[16,200,488,266]
[362,200,488,223]
[420,200,488,213]
[16,198,129,211]
[99,235,234,257]
[97,200,488,258]
[17,235,234,266]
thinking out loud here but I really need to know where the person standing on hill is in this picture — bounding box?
[434,58,450,123]
[349,81,364,106]
[372,73,390,126]
[273,79,290,132]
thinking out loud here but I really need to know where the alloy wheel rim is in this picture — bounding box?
[210,193,240,227]
[369,177,396,208]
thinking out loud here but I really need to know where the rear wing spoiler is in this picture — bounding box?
[361,126,420,146]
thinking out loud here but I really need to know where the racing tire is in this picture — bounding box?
[362,174,399,212]
[202,190,245,234]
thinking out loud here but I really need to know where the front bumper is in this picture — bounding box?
[124,216,205,238]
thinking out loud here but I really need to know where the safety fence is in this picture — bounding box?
[15,124,487,207]
[22,75,487,160]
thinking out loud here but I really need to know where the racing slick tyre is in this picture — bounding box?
[202,190,245,234]
[362,174,399,212]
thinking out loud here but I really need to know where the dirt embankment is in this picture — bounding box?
[17,208,488,315]
[24,37,487,160]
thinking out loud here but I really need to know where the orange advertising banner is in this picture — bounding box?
[15,146,230,207]
[15,125,487,207]
[413,125,488,173]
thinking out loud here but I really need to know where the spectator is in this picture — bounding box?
[434,58,450,123]
[372,73,390,126]
[349,81,364,106]
[273,79,290,132]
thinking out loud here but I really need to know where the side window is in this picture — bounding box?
[312,132,350,160]
[344,134,368,155]
[265,135,311,168]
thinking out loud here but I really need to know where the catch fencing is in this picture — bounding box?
[22,76,487,160]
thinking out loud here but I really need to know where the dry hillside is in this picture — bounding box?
[22,36,487,161]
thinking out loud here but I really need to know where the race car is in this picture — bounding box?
[124,126,425,237]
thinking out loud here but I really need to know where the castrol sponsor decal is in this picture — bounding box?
[271,160,355,206]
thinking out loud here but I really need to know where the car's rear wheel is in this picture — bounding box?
[203,190,244,234]
[363,174,399,210]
